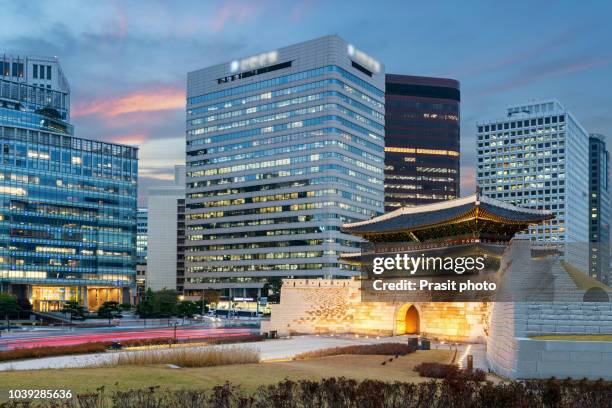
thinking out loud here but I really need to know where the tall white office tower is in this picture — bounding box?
[476,100,590,273]
[185,35,385,303]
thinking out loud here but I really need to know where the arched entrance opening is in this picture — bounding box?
[395,304,420,335]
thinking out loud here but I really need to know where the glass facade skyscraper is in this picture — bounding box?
[384,74,460,211]
[476,100,590,273]
[185,35,385,301]
[588,134,610,284]
[0,55,138,311]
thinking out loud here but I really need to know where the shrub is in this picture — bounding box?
[2,377,610,408]
[0,343,107,362]
[294,342,416,360]
[205,334,266,345]
[115,337,175,348]
[0,334,266,362]
[414,362,486,381]
[102,346,260,368]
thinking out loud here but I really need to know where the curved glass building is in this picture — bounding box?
[0,55,138,311]
[384,74,460,211]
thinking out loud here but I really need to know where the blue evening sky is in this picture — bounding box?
[1,1,611,204]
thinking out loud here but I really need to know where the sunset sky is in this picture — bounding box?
[2,1,611,205]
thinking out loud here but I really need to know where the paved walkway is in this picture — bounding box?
[0,334,489,372]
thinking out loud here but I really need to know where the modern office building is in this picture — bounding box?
[588,134,610,284]
[476,100,590,272]
[146,165,185,292]
[185,35,385,302]
[136,207,148,298]
[384,74,460,211]
[0,54,138,311]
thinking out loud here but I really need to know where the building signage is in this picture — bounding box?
[347,44,381,74]
[230,51,278,73]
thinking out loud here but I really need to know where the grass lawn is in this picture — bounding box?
[0,350,452,399]
[530,334,612,341]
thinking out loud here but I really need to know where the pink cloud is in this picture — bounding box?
[108,134,147,146]
[211,1,260,33]
[73,86,185,118]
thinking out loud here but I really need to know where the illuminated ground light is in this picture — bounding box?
[457,344,472,368]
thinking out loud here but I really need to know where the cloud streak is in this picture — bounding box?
[211,1,261,33]
[477,56,612,96]
[73,86,185,118]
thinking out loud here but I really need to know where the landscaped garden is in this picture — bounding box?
[0,341,610,407]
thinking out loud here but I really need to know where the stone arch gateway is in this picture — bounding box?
[395,304,420,335]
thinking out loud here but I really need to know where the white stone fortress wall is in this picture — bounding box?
[261,278,489,342]
[486,240,612,379]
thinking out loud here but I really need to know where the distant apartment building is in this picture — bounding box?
[0,54,138,311]
[476,100,590,272]
[588,134,610,284]
[185,35,385,302]
[146,165,185,292]
[136,208,148,298]
[384,75,460,211]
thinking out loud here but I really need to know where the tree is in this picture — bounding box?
[135,289,177,319]
[0,293,20,332]
[177,301,198,323]
[155,289,178,318]
[137,288,154,319]
[61,300,86,320]
[119,303,132,311]
[264,277,283,303]
[194,300,209,315]
[97,301,120,324]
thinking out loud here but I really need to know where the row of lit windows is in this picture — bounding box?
[478,115,565,133]
[187,200,377,220]
[187,65,384,106]
[1,127,137,158]
[188,152,383,179]
[479,130,564,142]
[186,213,360,232]
[188,78,384,116]
[188,188,383,210]
[187,226,342,241]
[187,251,327,262]
[187,238,359,252]
[188,103,383,137]
[188,115,383,147]
[188,176,382,200]
[186,262,345,274]
[190,139,383,169]
[5,202,135,223]
[416,167,458,174]
[190,90,383,127]
[2,226,133,244]
[193,127,383,158]
[0,270,133,282]
[187,164,384,192]
[3,144,137,174]
[1,108,72,136]
[385,147,459,157]
[385,193,456,201]
[479,170,564,180]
